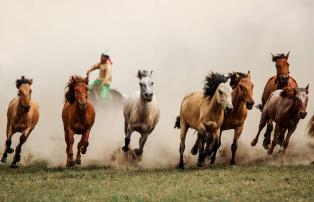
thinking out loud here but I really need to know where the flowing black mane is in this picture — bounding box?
[228,72,248,89]
[203,72,228,98]
[16,76,33,89]
[65,75,88,104]
[272,53,286,62]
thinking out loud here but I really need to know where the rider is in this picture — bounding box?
[86,51,113,100]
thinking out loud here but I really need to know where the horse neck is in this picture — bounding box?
[73,101,87,117]
[17,99,28,115]
[208,94,224,115]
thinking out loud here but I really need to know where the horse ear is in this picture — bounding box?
[247,71,251,79]
[150,70,153,77]
[137,70,142,79]
[271,53,275,61]
[306,84,309,93]
[285,51,290,60]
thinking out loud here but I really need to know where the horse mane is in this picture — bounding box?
[16,76,33,89]
[228,72,247,89]
[280,87,297,98]
[65,75,88,103]
[203,72,228,98]
[272,53,286,62]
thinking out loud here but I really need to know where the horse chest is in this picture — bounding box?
[12,116,29,131]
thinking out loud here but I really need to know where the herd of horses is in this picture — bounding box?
[1,52,314,168]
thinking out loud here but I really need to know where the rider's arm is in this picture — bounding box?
[86,63,100,75]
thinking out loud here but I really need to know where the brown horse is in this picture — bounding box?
[62,75,95,167]
[257,52,298,149]
[190,71,254,165]
[175,73,233,169]
[251,86,309,155]
[1,76,39,168]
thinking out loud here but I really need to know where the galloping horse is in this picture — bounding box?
[175,73,233,169]
[122,70,160,157]
[190,71,254,165]
[257,52,298,149]
[1,76,39,168]
[62,75,95,167]
[251,86,309,155]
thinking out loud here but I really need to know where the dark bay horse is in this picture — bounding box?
[252,86,309,155]
[257,52,298,149]
[62,75,95,167]
[1,76,39,168]
[190,71,254,165]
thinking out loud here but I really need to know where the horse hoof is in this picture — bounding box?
[230,161,236,166]
[82,148,87,155]
[8,148,14,154]
[75,159,81,165]
[122,146,129,152]
[197,161,204,168]
[251,140,257,147]
[191,147,198,155]
[1,158,7,163]
[66,160,75,167]
[267,150,273,155]
[178,163,184,169]
[10,164,18,169]
[134,149,143,156]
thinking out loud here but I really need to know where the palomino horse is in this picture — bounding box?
[257,52,298,149]
[62,75,95,167]
[251,86,309,155]
[190,71,254,165]
[122,70,160,157]
[175,73,233,169]
[1,76,39,168]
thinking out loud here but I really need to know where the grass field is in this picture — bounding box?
[0,161,313,202]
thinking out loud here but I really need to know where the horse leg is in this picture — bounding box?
[282,126,296,155]
[251,116,267,146]
[230,127,243,165]
[1,125,14,163]
[263,120,273,150]
[277,129,287,147]
[66,129,75,167]
[134,133,149,156]
[191,133,200,155]
[210,129,222,165]
[197,130,207,167]
[76,130,90,165]
[178,122,189,169]
[11,132,30,168]
[122,127,133,152]
[267,124,281,155]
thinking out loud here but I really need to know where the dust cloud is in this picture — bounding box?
[0,0,314,168]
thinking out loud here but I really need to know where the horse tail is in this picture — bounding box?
[174,116,181,129]
[307,115,314,137]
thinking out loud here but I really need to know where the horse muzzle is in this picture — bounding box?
[246,101,255,110]
[300,112,307,119]
[22,105,30,112]
[78,101,87,110]
[144,93,153,102]
[279,76,289,86]
[225,106,233,113]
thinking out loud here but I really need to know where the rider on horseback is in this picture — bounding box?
[86,51,112,100]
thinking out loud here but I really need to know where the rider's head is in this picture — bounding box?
[100,54,109,64]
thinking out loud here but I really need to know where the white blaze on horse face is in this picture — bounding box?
[139,73,154,102]
[217,82,233,112]
[296,90,309,113]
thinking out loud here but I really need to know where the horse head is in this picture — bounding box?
[296,85,309,119]
[137,69,154,102]
[216,78,234,113]
[16,76,33,113]
[235,71,255,110]
[271,52,290,86]
[65,75,89,110]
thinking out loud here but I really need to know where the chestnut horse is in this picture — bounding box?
[175,73,233,169]
[251,86,309,155]
[257,52,298,149]
[1,76,39,168]
[62,75,95,167]
[190,71,254,165]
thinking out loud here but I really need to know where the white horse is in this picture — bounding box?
[122,70,160,156]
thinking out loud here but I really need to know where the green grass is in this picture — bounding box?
[0,161,313,202]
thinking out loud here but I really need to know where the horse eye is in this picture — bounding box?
[219,90,223,94]
[151,82,154,85]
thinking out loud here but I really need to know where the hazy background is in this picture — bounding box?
[0,0,314,167]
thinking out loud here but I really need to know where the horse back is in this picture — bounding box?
[261,76,298,106]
